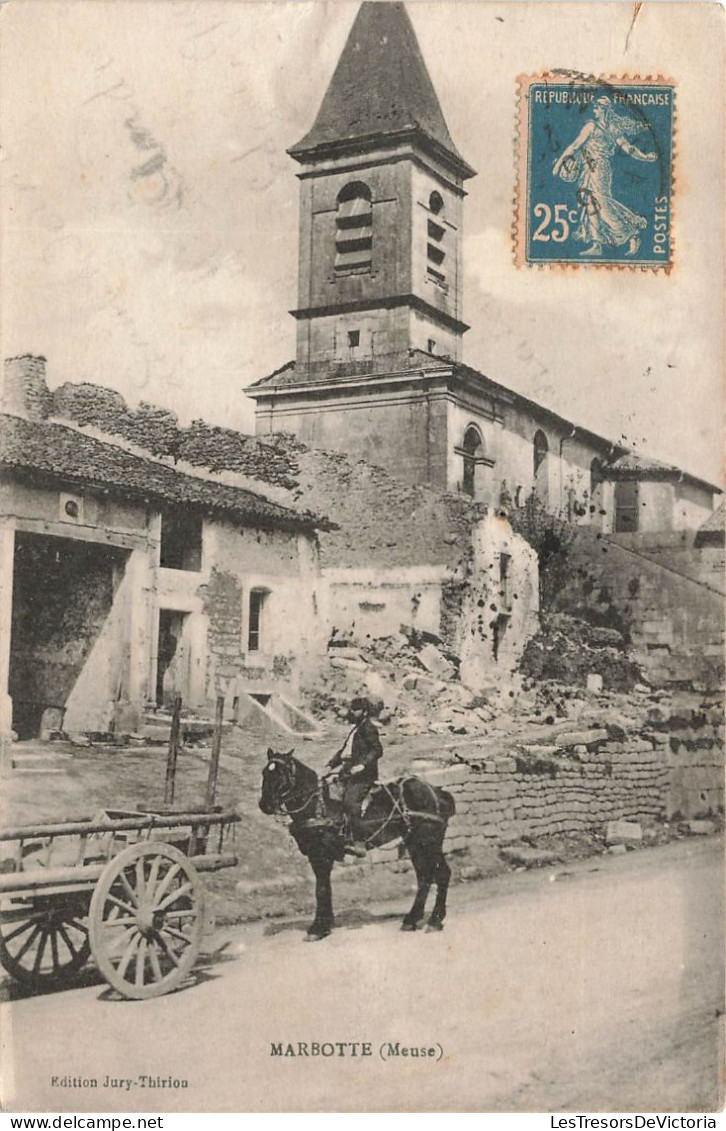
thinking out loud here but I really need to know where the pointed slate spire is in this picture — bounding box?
[289,2,475,179]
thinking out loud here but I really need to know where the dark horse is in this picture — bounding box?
[258,749,456,940]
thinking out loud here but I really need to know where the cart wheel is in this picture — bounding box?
[0,897,91,990]
[89,842,205,1000]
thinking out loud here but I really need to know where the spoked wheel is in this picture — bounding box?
[0,897,91,991]
[89,842,205,1000]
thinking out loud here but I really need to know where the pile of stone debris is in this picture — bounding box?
[305,625,498,738]
[518,612,643,692]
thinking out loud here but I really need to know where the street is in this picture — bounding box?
[1,838,723,1113]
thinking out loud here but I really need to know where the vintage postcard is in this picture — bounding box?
[0,0,723,1117]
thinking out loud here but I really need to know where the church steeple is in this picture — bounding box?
[289,1,475,182]
[288,1,476,381]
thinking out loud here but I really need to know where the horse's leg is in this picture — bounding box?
[306,852,335,941]
[426,847,451,931]
[401,838,436,931]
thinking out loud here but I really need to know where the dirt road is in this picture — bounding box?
[2,838,723,1113]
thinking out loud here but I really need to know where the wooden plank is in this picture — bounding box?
[0,811,240,842]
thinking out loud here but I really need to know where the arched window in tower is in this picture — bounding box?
[335,182,373,272]
[427,191,446,286]
[533,429,549,506]
[462,424,484,497]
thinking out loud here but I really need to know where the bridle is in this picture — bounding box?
[264,757,318,819]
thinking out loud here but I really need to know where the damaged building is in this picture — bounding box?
[0,357,329,745]
[1,2,721,752]
[0,356,540,745]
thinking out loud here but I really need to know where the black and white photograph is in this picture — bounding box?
[0,0,723,1115]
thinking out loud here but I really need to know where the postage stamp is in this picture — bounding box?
[514,73,676,270]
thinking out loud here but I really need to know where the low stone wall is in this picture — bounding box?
[423,734,669,855]
[650,695,724,819]
[367,704,723,866]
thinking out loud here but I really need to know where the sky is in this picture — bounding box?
[1,0,723,484]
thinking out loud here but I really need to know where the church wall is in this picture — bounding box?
[444,396,614,520]
[320,513,539,694]
[634,482,676,532]
[446,402,501,504]
[673,481,716,531]
[258,385,450,491]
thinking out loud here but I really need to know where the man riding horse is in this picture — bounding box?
[324,696,382,857]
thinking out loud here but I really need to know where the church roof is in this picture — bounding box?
[289,2,475,179]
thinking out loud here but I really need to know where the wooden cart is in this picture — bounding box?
[0,808,240,1000]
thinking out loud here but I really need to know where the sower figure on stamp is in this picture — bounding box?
[324,697,383,857]
[552,95,657,257]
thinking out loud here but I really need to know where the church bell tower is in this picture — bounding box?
[289,0,475,378]
[248,1,477,487]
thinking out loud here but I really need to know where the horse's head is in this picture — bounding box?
[258,748,297,815]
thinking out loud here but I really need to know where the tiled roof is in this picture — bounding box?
[0,414,329,531]
[289,3,474,177]
[607,452,680,475]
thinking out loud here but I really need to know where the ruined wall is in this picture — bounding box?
[323,565,446,642]
[648,693,725,819]
[457,512,540,689]
[608,531,725,594]
[373,705,723,863]
[553,528,725,688]
[196,520,326,705]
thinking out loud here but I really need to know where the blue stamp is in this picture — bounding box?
[515,74,675,269]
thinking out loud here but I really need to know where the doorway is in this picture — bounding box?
[9,532,127,738]
[156,610,191,706]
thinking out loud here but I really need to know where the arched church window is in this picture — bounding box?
[533,429,549,506]
[462,424,483,497]
[335,182,372,272]
[427,191,446,285]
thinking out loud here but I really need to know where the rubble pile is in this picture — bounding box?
[518,612,643,691]
[304,626,497,738]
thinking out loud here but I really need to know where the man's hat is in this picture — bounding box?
[350,695,383,718]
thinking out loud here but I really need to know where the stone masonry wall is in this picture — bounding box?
[425,733,669,856]
[367,702,723,867]
[554,528,724,689]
